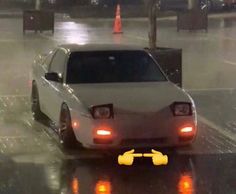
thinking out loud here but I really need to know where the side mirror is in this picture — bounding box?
[45,72,62,82]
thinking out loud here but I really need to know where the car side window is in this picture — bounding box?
[49,49,67,75]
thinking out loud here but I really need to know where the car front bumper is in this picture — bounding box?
[71,109,197,149]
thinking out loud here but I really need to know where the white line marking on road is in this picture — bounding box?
[205,138,224,153]
[223,60,236,66]
[0,136,27,139]
[210,133,236,148]
[0,39,47,43]
[198,115,236,143]
[39,33,53,40]
[39,33,62,42]
[42,129,53,140]
[209,135,228,147]
[25,120,32,127]
[124,34,148,42]
[187,88,235,92]
[208,135,234,152]
[0,94,28,97]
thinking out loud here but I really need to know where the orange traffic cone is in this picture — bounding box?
[113,4,123,34]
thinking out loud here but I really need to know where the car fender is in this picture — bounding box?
[60,94,93,145]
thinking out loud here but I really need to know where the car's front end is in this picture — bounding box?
[69,83,197,150]
[63,47,197,149]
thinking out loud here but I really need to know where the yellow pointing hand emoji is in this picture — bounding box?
[143,149,168,166]
[118,149,142,166]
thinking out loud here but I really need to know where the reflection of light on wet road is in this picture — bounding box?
[44,163,61,192]
[60,22,82,30]
[40,21,90,44]
[71,177,80,194]
[223,60,236,67]
[59,22,89,45]
[178,173,194,194]
[113,34,122,44]
[95,180,112,194]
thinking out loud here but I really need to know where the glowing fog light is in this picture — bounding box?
[96,129,112,136]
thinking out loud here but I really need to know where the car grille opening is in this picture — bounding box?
[120,138,168,146]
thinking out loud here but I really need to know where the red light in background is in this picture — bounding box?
[95,180,112,194]
[178,174,194,194]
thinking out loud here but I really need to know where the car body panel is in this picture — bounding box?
[69,82,190,112]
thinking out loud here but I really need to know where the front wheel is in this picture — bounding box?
[59,104,78,149]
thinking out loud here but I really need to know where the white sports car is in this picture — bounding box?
[31,44,197,149]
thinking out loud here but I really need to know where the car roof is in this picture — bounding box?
[58,44,146,53]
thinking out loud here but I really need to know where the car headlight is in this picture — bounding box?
[91,104,114,119]
[171,102,192,116]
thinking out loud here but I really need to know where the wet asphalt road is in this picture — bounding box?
[0,13,236,194]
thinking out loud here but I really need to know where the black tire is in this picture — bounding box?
[31,83,44,121]
[59,104,77,149]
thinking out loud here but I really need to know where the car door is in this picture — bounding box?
[43,48,68,123]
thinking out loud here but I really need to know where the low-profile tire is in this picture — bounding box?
[59,104,77,149]
[31,83,44,121]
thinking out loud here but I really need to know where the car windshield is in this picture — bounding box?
[66,51,167,83]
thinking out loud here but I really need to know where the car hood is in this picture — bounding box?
[69,82,192,113]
